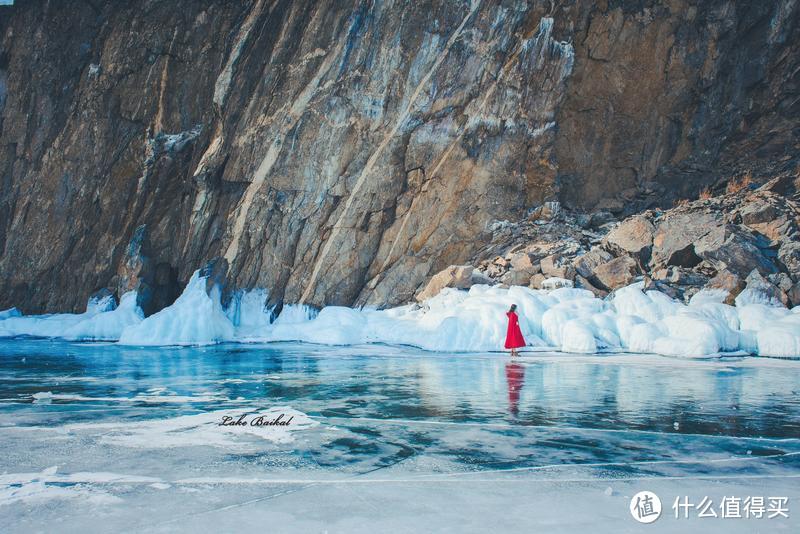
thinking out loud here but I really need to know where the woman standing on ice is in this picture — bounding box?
[504,304,526,356]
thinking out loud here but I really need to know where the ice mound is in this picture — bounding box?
[255,282,800,358]
[3,266,799,357]
[225,288,272,327]
[63,292,144,341]
[119,270,234,346]
[0,292,142,339]
[0,307,21,320]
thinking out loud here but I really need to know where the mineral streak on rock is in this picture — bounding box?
[0,1,798,314]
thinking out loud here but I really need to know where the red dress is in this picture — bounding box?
[504,311,526,349]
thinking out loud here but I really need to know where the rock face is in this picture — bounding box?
[0,1,799,314]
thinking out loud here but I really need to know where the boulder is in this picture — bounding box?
[735,270,788,307]
[572,247,613,279]
[416,265,474,302]
[492,256,510,267]
[588,210,616,228]
[642,276,681,300]
[470,270,494,286]
[509,252,541,274]
[694,224,777,277]
[604,215,654,258]
[787,282,800,307]
[541,254,575,280]
[485,263,507,279]
[768,272,794,293]
[758,174,800,196]
[738,194,797,242]
[705,269,745,305]
[529,273,546,289]
[500,269,533,287]
[739,197,782,226]
[778,241,800,279]
[575,274,608,298]
[650,210,722,269]
[593,256,639,290]
[652,266,709,288]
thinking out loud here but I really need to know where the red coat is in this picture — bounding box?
[504,311,526,349]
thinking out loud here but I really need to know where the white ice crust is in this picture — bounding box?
[1,269,799,358]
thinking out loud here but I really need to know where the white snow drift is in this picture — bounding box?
[1,268,799,358]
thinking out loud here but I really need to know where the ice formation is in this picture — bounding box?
[0,291,140,340]
[118,271,233,346]
[1,267,799,358]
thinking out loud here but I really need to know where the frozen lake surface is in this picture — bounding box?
[1,339,798,532]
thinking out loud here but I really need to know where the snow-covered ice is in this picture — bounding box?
[1,267,799,358]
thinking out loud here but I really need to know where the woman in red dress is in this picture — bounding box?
[504,304,526,356]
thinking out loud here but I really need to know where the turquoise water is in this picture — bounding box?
[1,340,799,532]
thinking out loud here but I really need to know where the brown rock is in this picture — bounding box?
[605,215,654,256]
[572,247,613,279]
[706,269,746,305]
[593,256,639,290]
[575,274,608,298]
[1,2,799,316]
[470,271,494,286]
[787,282,800,307]
[768,273,794,292]
[778,242,800,278]
[500,269,533,287]
[652,266,709,287]
[509,252,540,274]
[738,194,797,242]
[694,225,777,277]
[650,211,722,269]
[541,254,576,280]
[416,265,474,302]
[529,273,546,290]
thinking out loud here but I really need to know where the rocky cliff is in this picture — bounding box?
[0,0,798,314]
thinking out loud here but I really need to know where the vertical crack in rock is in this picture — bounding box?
[367,16,574,297]
[214,0,265,110]
[223,30,344,265]
[299,0,483,304]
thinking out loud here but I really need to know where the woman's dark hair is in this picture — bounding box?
[510,304,517,311]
